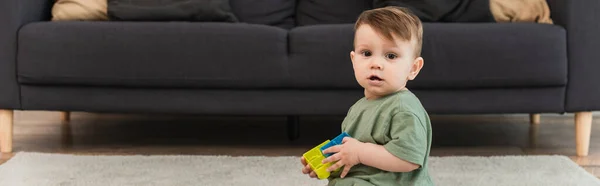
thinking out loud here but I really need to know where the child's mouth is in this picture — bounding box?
[368,75,383,81]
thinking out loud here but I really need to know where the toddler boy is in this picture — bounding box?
[301,6,434,186]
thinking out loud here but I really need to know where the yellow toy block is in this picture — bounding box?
[302,140,341,180]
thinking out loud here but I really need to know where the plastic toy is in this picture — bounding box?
[302,132,351,179]
[320,132,350,157]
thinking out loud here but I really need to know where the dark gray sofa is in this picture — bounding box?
[0,0,598,156]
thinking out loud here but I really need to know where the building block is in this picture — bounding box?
[320,132,350,157]
[302,140,334,179]
[302,132,352,179]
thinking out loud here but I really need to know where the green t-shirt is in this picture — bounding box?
[328,90,434,186]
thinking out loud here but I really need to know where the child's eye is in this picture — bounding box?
[386,53,398,60]
[361,50,372,57]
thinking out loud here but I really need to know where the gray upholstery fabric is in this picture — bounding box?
[107,0,238,22]
[289,24,357,89]
[230,0,295,29]
[373,0,495,22]
[18,22,289,89]
[547,0,600,112]
[20,86,362,115]
[0,0,51,109]
[412,23,567,89]
[20,86,564,115]
[296,0,372,26]
[412,87,565,114]
[289,23,567,89]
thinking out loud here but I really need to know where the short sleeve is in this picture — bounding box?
[383,111,428,167]
[341,104,355,132]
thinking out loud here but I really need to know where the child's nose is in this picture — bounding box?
[369,58,383,70]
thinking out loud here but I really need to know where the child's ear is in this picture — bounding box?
[350,51,356,64]
[408,57,424,80]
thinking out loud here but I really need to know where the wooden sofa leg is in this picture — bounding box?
[61,111,70,122]
[530,113,540,125]
[575,112,592,156]
[0,110,13,153]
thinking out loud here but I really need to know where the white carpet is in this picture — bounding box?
[0,152,599,186]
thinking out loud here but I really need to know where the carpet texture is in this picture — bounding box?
[0,152,599,186]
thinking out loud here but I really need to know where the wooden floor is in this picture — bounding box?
[0,111,599,177]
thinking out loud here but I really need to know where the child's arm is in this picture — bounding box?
[358,142,420,172]
[322,138,419,177]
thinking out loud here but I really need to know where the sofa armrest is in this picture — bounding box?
[0,0,52,109]
[546,0,600,111]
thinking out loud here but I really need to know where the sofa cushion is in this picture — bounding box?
[18,22,288,88]
[373,0,496,22]
[296,0,372,26]
[107,0,238,22]
[289,23,567,89]
[230,0,295,29]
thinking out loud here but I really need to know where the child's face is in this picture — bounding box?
[351,24,424,100]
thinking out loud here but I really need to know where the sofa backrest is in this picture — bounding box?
[229,0,372,29]
[229,0,296,29]
[296,0,373,26]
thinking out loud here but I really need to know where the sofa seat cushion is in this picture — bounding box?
[289,23,567,89]
[18,22,288,88]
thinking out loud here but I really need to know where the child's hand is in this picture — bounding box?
[300,157,318,179]
[321,137,364,178]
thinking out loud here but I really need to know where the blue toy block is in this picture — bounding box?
[320,132,351,157]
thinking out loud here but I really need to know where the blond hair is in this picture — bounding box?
[355,6,423,57]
